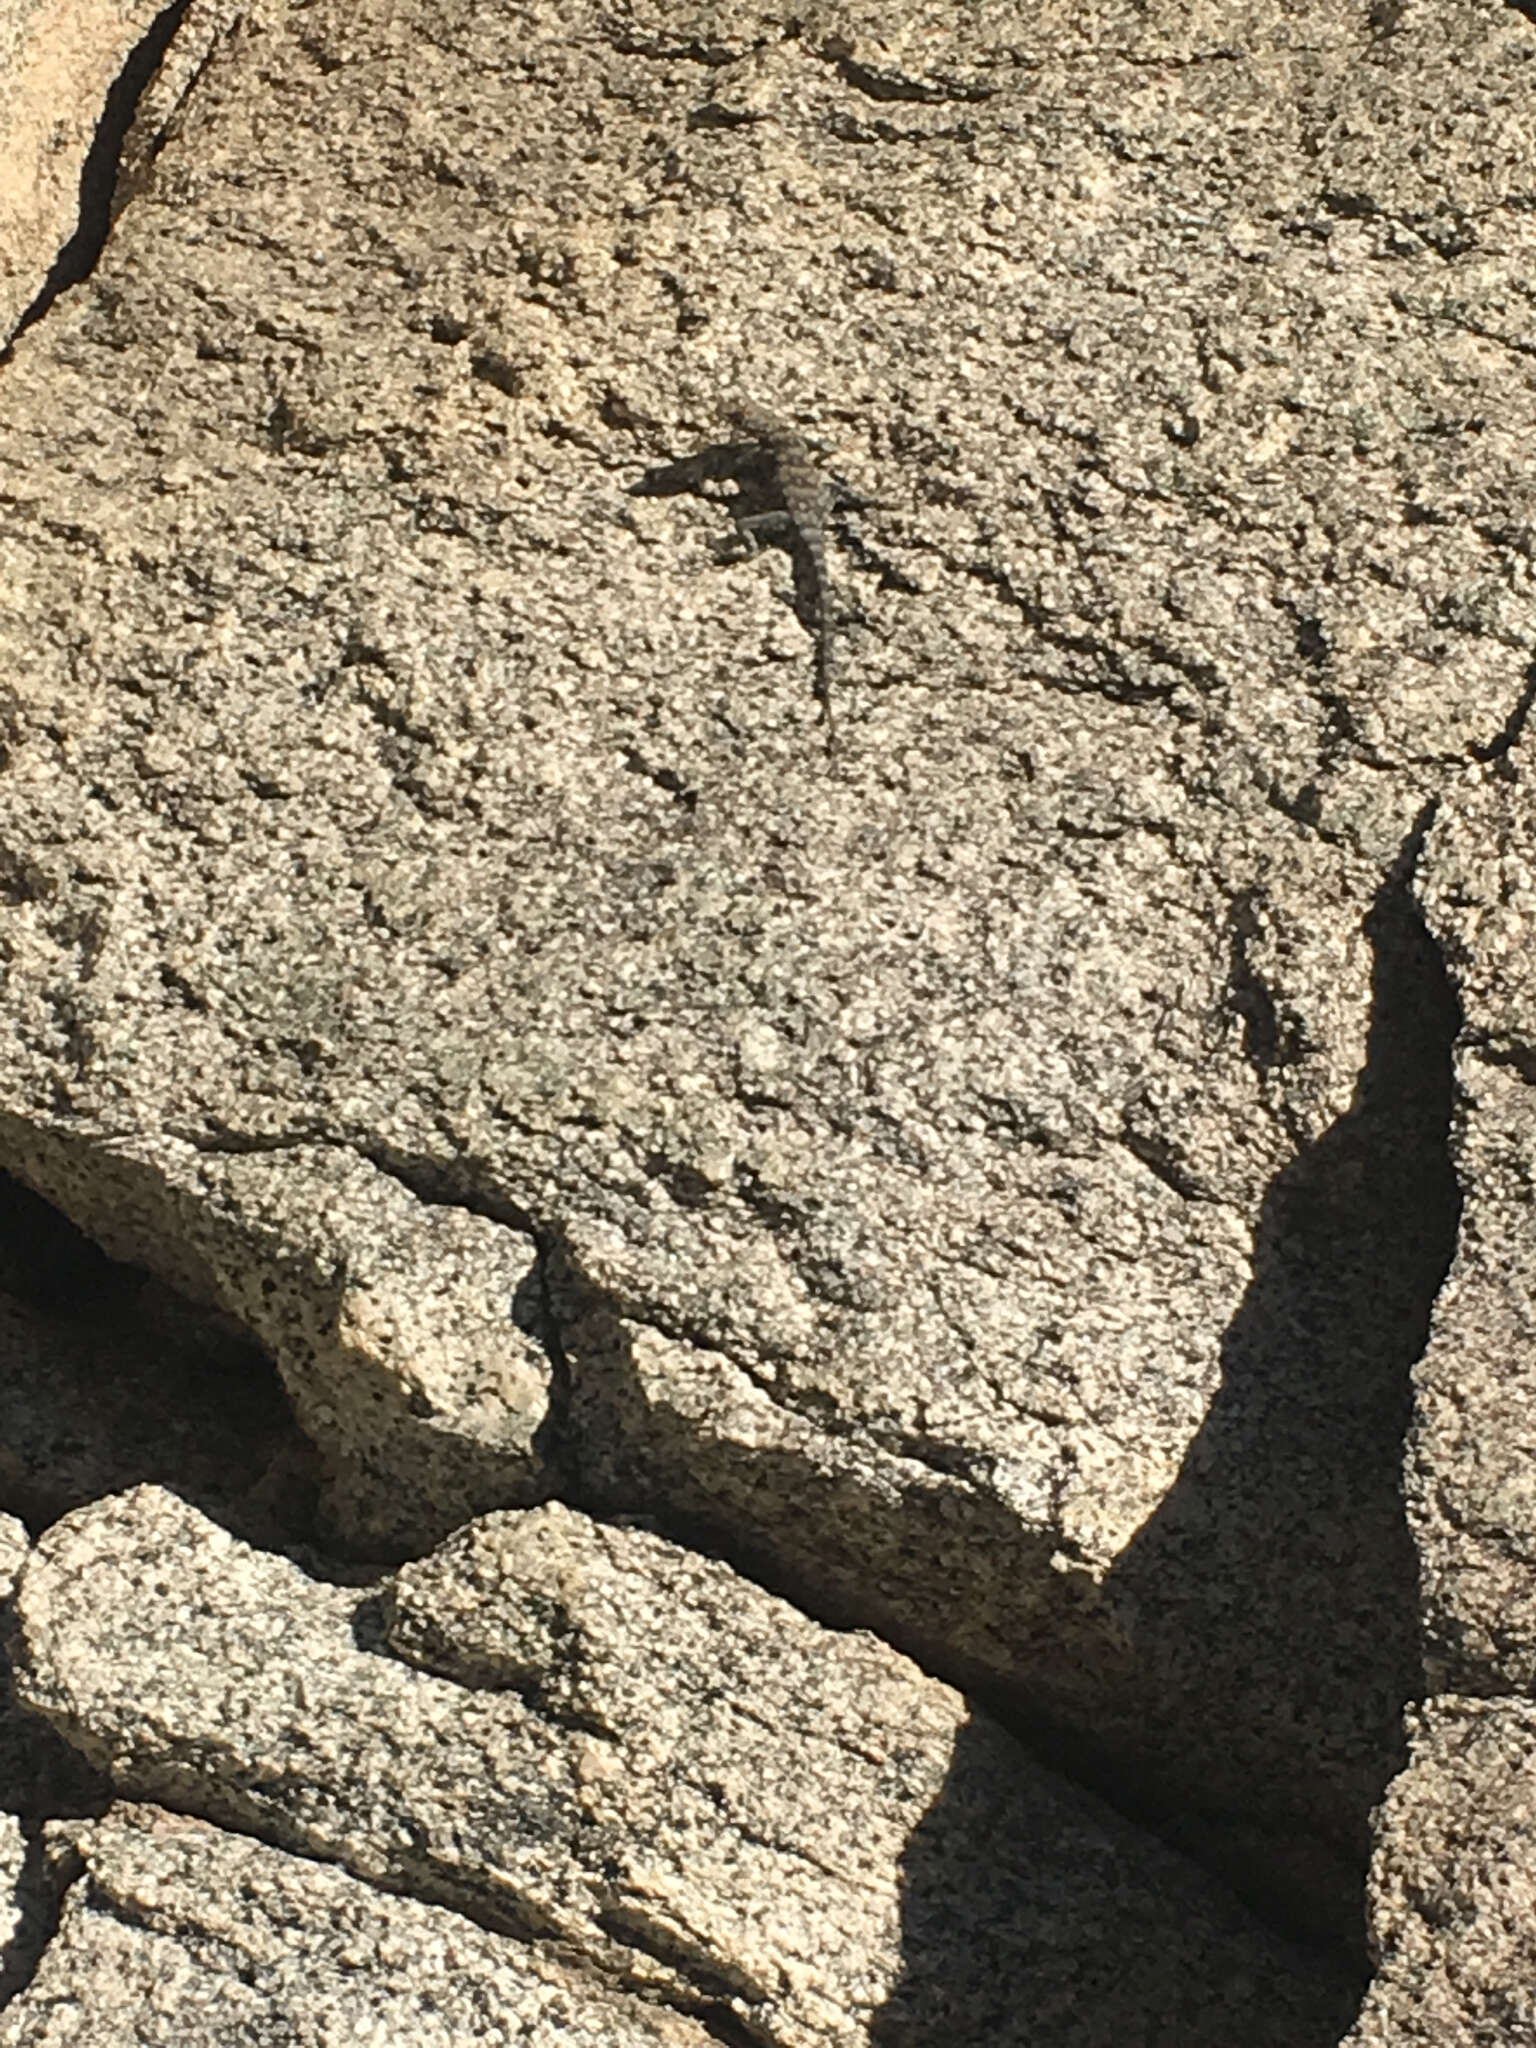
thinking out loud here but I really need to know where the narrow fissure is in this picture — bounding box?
[8,0,192,346]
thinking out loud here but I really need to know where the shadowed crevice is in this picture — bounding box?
[0,1169,317,1554]
[864,1717,1360,2048]
[9,0,192,345]
[861,807,1461,2040]
[0,1820,95,2012]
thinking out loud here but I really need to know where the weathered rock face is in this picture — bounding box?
[1344,1696,1536,2046]
[0,0,238,346]
[0,0,163,340]
[0,1803,719,2048]
[1411,749,1536,1694]
[0,0,1533,2032]
[1342,738,1536,2043]
[6,1485,1358,2046]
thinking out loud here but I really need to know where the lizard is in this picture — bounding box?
[721,401,839,744]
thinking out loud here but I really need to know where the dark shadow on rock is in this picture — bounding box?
[858,812,1456,2041]
[0,1475,113,2010]
[0,1634,109,1834]
[1093,806,1461,1947]
[0,1171,320,1555]
[543,807,1460,1996]
[0,1800,107,2012]
[541,1211,1071,1670]
[0,1170,317,2004]
[864,1713,1360,2048]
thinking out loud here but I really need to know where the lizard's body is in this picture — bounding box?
[723,402,837,739]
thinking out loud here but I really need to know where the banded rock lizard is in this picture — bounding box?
[723,401,838,743]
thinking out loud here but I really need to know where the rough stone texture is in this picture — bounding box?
[0,1524,28,1953]
[0,1136,554,1552]
[0,1508,104,1831]
[1353,732,1536,2043]
[0,0,1517,1931]
[8,1485,1358,2045]
[1345,1696,1536,2046]
[0,1516,27,1609]
[0,1510,106,2007]
[1410,740,1536,1693]
[0,1803,716,2047]
[107,0,242,229]
[3,0,1536,2027]
[0,1814,25,2004]
[0,0,167,341]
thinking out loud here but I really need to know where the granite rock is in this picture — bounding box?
[0,0,1533,2000]
[0,0,1518,1923]
[0,0,166,341]
[0,1803,716,2047]
[1410,742,1536,1693]
[8,1484,1358,2046]
[1345,1696,1536,2046]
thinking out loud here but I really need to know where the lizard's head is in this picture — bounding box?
[722,398,778,441]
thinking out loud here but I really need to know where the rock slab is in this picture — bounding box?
[8,1485,1357,2046]
[0,1803,713,2047]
